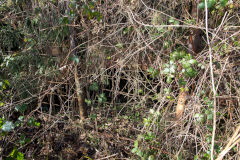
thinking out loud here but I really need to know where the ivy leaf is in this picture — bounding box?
[168,18,175,23]
[198,2,205,9]
[136,149,144,157]
[0,117,3,127]
[96,14,102,22]
[167,76,172,84]
[179,77,186,86]
[162,68,169,74]
[207,113,213,120]
[2,121,15,132]
[116,43,123,48]
[220,0,228,7]
[131,147,138,153]
[89,1,95,9]
[198,0,216,9]
[123,28,128,35]
[194,113,205,123]
[85,99,92,106]
[2,84,6,89]
[27,117,40,127]
[4,80,10,86]
[134,140,138,148]
[138,89,143,94]
[185,67,197,78]
[147,67,154,74]
[157,27,164,33]
[89,82,99,91]
[163,41,171,49]
[16,150,24,160]
[148,155,155,160]
[174,20,179,25]
[70,56,79,64]
[15,104,27,114]
[189,59,197,65]
[89,114,97,120]
[208,0,217,8]
[19,134,27,145]
[183,62,191,68]
[169,65,176,73]
[98,93,107,103]
[34,122,40,127]
[152,69,159,78]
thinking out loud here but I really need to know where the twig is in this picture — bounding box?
[216,57,229,92]
[74,65,85,121]
[96,153,118,160]
[216,125,240,160]
[203,0,217,159]
[211,12,228,44]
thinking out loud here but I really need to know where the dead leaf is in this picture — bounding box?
[176,90,188,119]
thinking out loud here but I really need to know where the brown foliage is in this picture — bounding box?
[176,89,188,119]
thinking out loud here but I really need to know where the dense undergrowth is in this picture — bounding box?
[0,0,240,159]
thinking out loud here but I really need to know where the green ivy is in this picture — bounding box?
[6,147,24,160]
[198,0,229,10]
[82,1,102,21]
[163,49,200,85]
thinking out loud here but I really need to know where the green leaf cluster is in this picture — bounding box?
[131,134,156,160]
[83,1,102,22]
[168,17,179,25]
[2,121,15,132]
[147,67,160,79]
[6,148,24,160]
[27,117,40,127]
[15,104,27,114]
[179,54,198,78]
[198,0,229,10]
[19,134,31,145]
[89,82,99,91]
[98,93,107,103]
[0,24,23,52]
[163,49,200,84]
